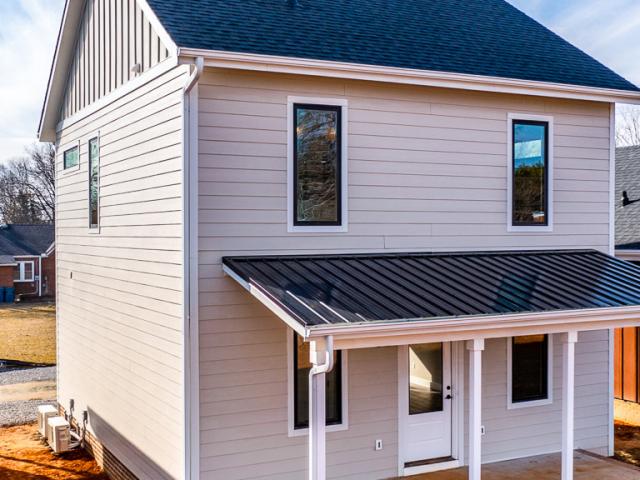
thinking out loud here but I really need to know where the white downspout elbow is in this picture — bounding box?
[184,56,204,94]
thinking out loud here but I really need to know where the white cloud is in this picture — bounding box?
[0,0,65,163]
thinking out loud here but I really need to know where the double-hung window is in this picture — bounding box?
[288,98,348,232]
[88,137,100,230]
[507,334,553,408]
[288,331,348,435]
[14,261,34,282]
[508,115,553,232]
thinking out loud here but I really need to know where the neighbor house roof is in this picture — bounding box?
[223,250,640,330]
[0,224,55,258]
[616,146,640,250]
[148,0,639,93]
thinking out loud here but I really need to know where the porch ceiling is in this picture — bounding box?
[222,249,640,342]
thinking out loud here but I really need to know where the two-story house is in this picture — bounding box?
[38,1,640,479]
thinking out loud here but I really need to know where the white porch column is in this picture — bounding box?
[309,337,333,480]
[562,331,578,480]
[467,338,485,480]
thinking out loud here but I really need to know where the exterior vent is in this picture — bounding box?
[47,416,71,453]
[37,405,58,437]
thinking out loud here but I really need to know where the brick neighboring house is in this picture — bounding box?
[0,224,55,300]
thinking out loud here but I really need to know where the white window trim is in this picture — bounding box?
[88,133,101,233]
[14,261,35,283]
[287,96,349,233]
[287,328,349,437]
[61,141,81,174]
[506,334,554,409]
[507,113,554,233]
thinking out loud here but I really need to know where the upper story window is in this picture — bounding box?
[88,137,100,230]
[507,334,553,409]
[508,114,554,232]
[14,261,34,282]
[63,145,79,170]
[288,97,348,233]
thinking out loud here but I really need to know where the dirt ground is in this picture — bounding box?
[0,302,56,364]
[0,423,107,480]
[615,421,640,467]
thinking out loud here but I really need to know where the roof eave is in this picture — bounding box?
[178,47,640,104]
[306,305,640,349]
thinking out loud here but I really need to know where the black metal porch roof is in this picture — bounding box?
[222,250,640,328]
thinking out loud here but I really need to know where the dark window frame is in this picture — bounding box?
[88,137,100,229]
[292,103,343,227]
[511,119,549,227]
[292,334,343,430]
[511,334,550,404]
[63,145,80,170]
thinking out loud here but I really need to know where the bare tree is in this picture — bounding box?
[617,105,640,147]
[0,143,55,224]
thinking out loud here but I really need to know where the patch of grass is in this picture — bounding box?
[0,303,56,364]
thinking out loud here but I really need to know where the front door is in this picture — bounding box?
[401,342,452,464]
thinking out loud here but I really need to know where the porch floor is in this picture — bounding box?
[404,451,640,479]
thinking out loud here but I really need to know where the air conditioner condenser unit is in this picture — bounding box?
[47,416,71,453]
[37,405,58,437]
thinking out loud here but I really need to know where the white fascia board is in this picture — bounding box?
[615,250,640,261]
[38,0,82,142]
[306,305,640,349]
[178,48,640,104]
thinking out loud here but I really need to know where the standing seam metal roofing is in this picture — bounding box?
[147,0,639,92]
[223,250,640,328]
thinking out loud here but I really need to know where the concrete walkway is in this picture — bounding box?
[406,451,640,479]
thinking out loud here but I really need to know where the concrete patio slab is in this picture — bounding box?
[404,451,640,480]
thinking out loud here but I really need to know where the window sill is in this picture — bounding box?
[508,225,553,233]
[88,227,101,235]
[13,279,35,283]
[507,398,552,410]
[60,164,80,175]
[288,422,349,438]
[288,224,348,234]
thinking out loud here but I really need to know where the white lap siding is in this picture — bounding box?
[197,69,613,478]
[56,64,187,480]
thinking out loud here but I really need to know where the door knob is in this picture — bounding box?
[445,394,452,400]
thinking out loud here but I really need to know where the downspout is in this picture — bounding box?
[38,255,43,297]
[183,56,203,480]
[309,336,334,480]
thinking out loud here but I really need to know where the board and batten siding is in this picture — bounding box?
[197,69,613,479]
[56,62,188,480]
[62,0,170,120]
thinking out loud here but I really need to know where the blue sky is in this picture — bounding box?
[0,0,639,164]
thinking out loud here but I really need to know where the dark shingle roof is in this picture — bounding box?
[617,146,640,250]
[147,0,639,92]
[223,250,640,328]
[0,224,54,257]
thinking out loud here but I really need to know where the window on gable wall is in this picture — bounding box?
[88,137,100,229]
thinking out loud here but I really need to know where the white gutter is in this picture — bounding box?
[178,48,640,105]
[303,305,640,348]
[182,56,203,480]
[615,250,640,261]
